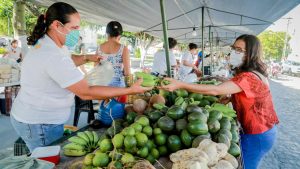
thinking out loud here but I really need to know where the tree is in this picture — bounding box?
[258,30,292,61]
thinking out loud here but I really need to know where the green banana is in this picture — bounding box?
[63,148,87,156]
[175,97,184,106]
[77,132,90,142]
[141,80,156,87]
[68,136,88,146]
[63,143,85,151]
[92,131,99,147]
[84,131,94,145]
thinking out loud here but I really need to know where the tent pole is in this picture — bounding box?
[211,31,214,70]
[160,0,171,77]
[201,6,204,76]
[209,26,212,72]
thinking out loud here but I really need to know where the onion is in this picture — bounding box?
[149,94,166,107]
[133,99,148,114]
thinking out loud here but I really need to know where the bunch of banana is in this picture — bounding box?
[63,131,99,157]
[135,72,159,87]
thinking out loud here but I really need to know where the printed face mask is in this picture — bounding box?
[56,22,80,48]
[230,50,244,68]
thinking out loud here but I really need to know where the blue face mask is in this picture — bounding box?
[57,22,80,48]
[65,30,80,48]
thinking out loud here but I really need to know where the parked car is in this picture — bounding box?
[282,60,300,75]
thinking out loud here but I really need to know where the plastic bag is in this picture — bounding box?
[85,61,114,86]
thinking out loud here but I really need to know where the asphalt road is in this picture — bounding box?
[260,75,300,169]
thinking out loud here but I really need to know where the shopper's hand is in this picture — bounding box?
[129,78,153,94]
[218,95,231,105]
[159,77,183,92]
[88,54,103,62]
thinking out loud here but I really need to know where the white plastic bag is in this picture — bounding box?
[85,61,114,86]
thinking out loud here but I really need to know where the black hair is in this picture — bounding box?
[11,39,18,45]
[235,34,268,77]
[188,43,197,50]
[168,37,177,49]
[106,21,123,37]
[27,2,78,46]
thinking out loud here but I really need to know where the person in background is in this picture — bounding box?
[96,21,130,87]
[3,39,22,63]
[74,36,88,74]
[178,43,198,81]
[152,37,178,76]
[161,34,279,169]
[10,2,151,152]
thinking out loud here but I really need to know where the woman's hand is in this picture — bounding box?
[129,78,153,94]
[87,54,103,62]
[160,77,184,92]
[218,95,231,105]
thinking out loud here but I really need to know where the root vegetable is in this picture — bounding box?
[149,94,166,107]
[223,154,238,169]
[133,99,148,114]
[211,160,234,169]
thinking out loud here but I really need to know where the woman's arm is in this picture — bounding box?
[160,77,242,96]
[122,46,131,76]
[183,60,197,69]
[67,78,152,100]
[71,54,100,66]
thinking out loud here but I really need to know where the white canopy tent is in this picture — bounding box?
[33,0,300,75]
[33,0,300,46]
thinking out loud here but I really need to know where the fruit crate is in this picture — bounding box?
[14,137,30,156]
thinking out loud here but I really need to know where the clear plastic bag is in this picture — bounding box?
[85,61,115,86]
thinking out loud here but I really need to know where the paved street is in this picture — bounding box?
[0,74,300,168]
[260,75,300,169]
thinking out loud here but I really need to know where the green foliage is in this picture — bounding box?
[0,0,46,36]
[258,30,292,61]
[0,47,7,54]
[135,48,141,58]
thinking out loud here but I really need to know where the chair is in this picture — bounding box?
[73,96,98,126]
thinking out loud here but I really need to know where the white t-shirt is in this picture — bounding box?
[152,49,176,75]
[6,46,22,60]
[179,51,195,75]
[11,35,84,124]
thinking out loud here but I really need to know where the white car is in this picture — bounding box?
[282,60,300,75]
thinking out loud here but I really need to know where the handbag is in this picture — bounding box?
[98,98,125,125]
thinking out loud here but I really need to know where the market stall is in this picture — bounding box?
[33,73,241,169]
[0,58,20,115]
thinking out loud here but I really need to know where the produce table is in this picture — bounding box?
[54,125,172,169]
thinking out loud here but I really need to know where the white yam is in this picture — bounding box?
[170,148,204,162]
[223,154,238,169]
[198,139,214,150]
[211,160,234,169]
[202,144,218,166]
[216,143,229,159]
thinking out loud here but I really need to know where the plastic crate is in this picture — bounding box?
[14,137,30,156]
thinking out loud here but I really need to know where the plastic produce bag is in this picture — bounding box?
[85,61,114,86]
[0,155,54,169]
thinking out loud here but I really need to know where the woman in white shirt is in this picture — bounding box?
[10,2,151,152]
[4,39,22,62]
[178,43,198,81]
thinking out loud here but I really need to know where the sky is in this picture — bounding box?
[266,4,300,60]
